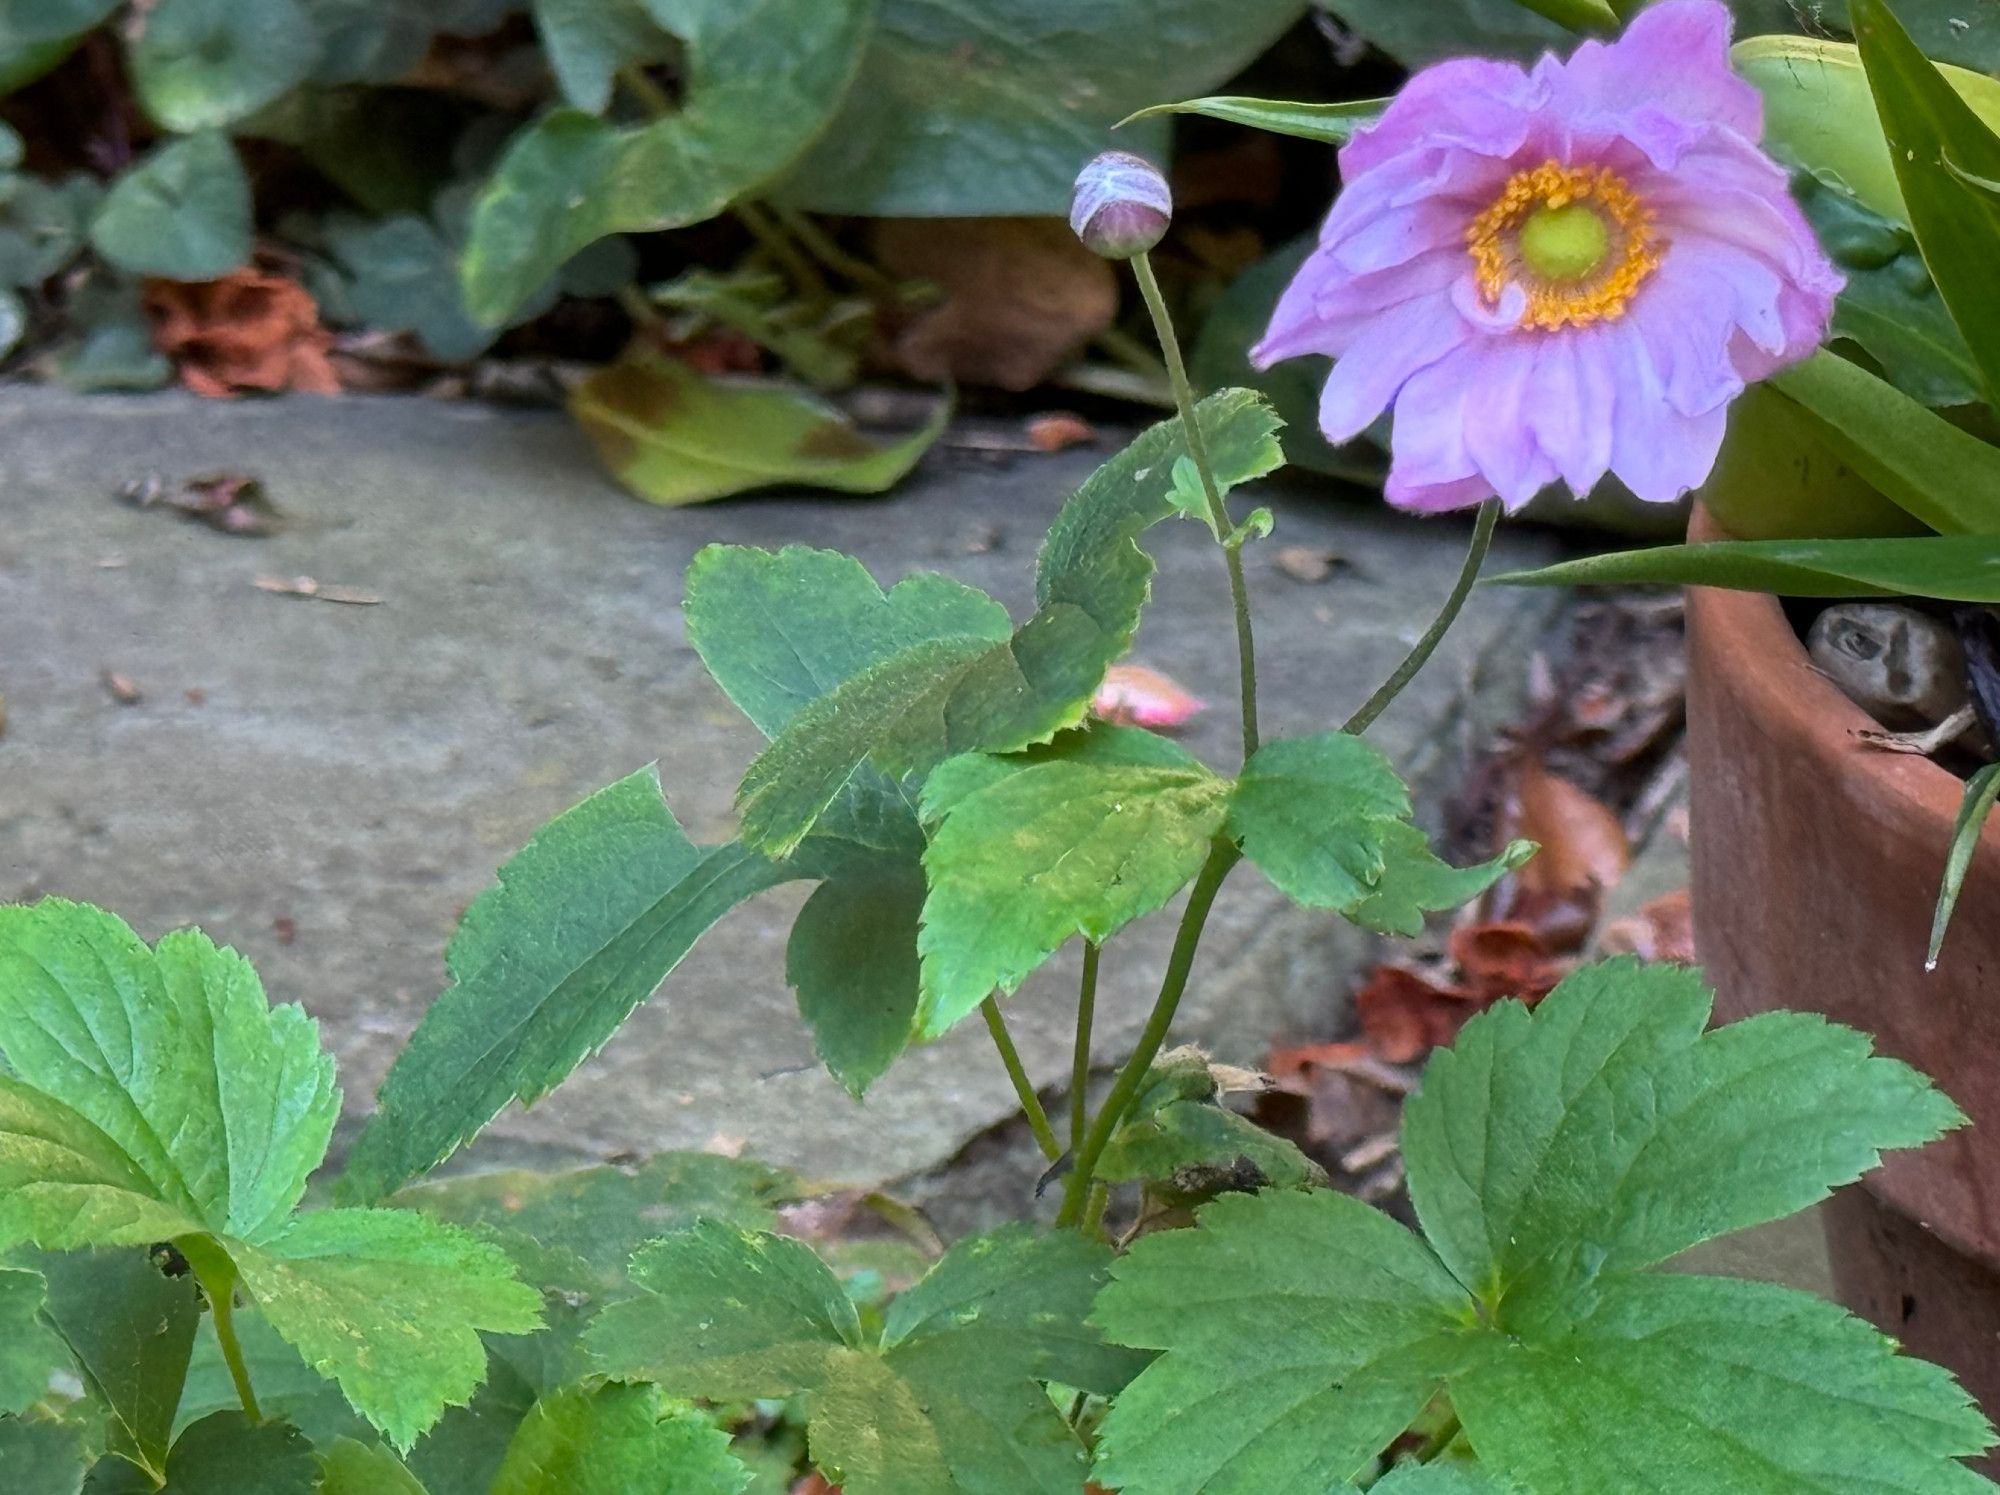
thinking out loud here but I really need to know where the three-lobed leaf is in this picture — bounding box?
[1095,960,1990,1491]
[0,902,540,1450]
[590,1221,1145,1494]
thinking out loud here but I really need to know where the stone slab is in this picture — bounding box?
[0,388,1560,1186]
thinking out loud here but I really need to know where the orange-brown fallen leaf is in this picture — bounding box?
[1026,411,1097,452]
[1354,965,1484,1064]
[1599,887,1697,963]
[1448,920,1565,1001]
[1495,756,1631,950]
[144,267,341,398]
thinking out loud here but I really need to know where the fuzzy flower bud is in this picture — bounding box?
[1069,151,1172,259]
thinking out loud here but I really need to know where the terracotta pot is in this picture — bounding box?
[1685,505,2000,1441]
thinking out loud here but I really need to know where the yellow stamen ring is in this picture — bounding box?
[1466,160,1659,331]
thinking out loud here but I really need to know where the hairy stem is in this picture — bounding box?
[1070,942,1100,1155]
[1132,251,1260,760]
[983,997,1061,1162]
[1341,499,1500,736]
[1057,842,1242,1226]
[181,1236,261,1424]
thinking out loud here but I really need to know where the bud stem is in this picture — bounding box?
[1131,250,1261,761]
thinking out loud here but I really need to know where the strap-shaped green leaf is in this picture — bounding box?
[1854,0,2000,411]
[590,1222,1143,1494]
[461,0,874,324]
[916,725,1230,1038]
[340,767,798,1204]
[1228,731,1532,936]
[1119,95,1385,144]
[735,390,1284,856]
[1492,534,2000,600]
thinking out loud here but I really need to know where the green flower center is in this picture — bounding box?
[1518,202,1612,284]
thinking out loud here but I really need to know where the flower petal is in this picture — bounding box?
[1555,0,1760,141]
[1341,57,1542,178]
[1313,291,1474,442]
[1604,320,1730,502]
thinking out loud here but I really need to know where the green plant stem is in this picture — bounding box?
[1070,942,1100,1155]
[983,997,1062,1162]
[181,1236,262,1424]
[1057,841,1242,1226]
[1341,499,1500,736]
[771,203,895,294]
[1132,251,1261,759]
[733,199,831,304]
[617,65,675,116]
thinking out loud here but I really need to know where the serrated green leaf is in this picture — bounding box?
[36,1250,200,1483]
[489,1382,748,1495]
[787,871,926,1096]
[1122,95,1385,144]
[532,0,675,115]
[85,1411,318,1495]
[1092,1190,1471,1493]
[89,132,251,281]
[571,352,948,506]
[735,390,1284,856]
[0,1267,64,1416]
[1403,959,1965,1318]
[461,0,873,324]
[1769,351,2000,535]
[591,1223,1142,1495]
[1797,173,1982,408]
[233,1209,542,1452]
[126,0,317,132]
[1492,535,2000,600]
[319,1438,430,1494]
[0,1415,87,1494]
[1371,1467,1522,1494]
[1855,0,2000,409]
[395,1152,798,1301]
[779,0,1306,217]
[404,1347,544,1495]
[0,902,338,1250]
[340,767,797,1204]
[1228,733,1531,936]
[1453,1274,1993,1493]
[916,725,1229,1038]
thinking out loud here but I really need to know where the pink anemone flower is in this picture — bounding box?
[1253,0,1842,513]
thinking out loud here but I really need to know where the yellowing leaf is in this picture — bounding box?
[571,353,947,506]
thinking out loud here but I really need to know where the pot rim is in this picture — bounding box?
[1688,502,1992,849]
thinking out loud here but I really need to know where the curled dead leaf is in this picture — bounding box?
[1496,757,1631,949]
[1598,887,1697,964]
[1447,920,1565,1001]
[144,268,341,398]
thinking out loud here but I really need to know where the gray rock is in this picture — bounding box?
[0,388,1560,1190]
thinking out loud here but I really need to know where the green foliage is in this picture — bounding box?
[127,0,318,133]
[0,1266,65,1415]
[918,725,1231,1037]
[0,1414,88,1494]
[1853,0,2000,411]
[735,390,1283,857]
[88,132,252,281]
[341,768,796,1205]
[590,1222,1146,1494]
[569,351,949,506]
[1229,732,1533,936]
[487,1382,748,1495]
[1094,1049,1322,1194]
[1094,960,1985,1491]
[781,0,1307,217]
[36,1249,200,1482]
[459,0,873,325]
[531,0,679,115]
[1122,95,1386,145]
[0,901,541,1450]
[318,1438,430,1495]
[1492,534,2000,600]
[1770,350,2000,534]
[1930,763,2000,968]
[84,1411,319,1494]
[1796,172,1983,407]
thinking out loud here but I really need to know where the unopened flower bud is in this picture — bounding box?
[1070,151,1172,259]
